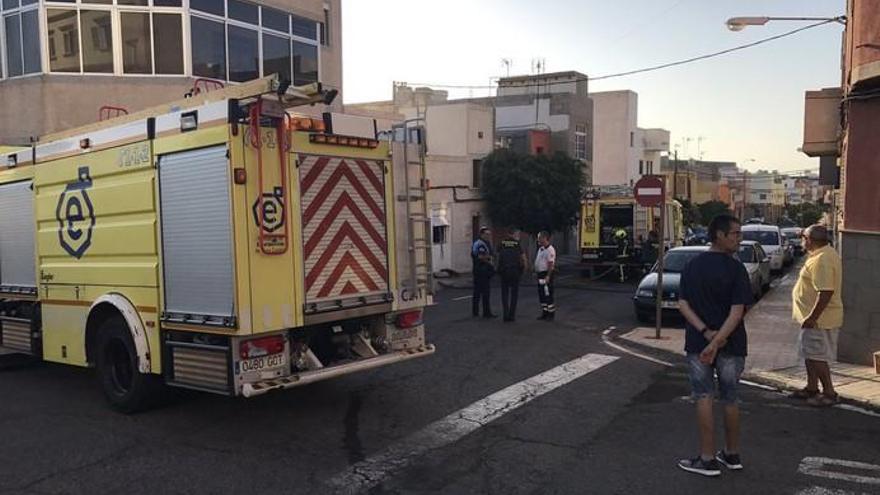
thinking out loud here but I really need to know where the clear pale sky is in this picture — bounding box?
[341,0,844,173]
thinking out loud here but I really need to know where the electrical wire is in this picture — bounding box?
[590,18,840,81]
[843,87,880,102]
[401,18,842,90]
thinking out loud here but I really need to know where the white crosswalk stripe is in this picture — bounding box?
[327,353,620,493]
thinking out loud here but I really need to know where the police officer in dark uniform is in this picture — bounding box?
[471,227,497,318]
[497,227,527,322]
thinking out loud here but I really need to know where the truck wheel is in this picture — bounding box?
[636,310,652,324]
[95,316,162,413]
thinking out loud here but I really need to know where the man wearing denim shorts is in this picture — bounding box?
[790,224,843,407]
[677,214,753,477]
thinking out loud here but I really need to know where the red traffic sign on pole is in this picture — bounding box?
[634,175,665,208]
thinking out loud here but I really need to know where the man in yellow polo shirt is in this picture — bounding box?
[791,224,844,407]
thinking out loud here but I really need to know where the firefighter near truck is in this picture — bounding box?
[0,75,435,412]
[579,185,684,281]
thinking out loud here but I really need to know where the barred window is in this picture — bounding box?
[575,124,587,161]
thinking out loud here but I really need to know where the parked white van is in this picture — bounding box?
[742,224,785,272]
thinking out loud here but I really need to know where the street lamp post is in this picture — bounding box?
[725,14,845,224]
[725,16,846,31]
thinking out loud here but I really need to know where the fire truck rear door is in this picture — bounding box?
[158,145,236,325]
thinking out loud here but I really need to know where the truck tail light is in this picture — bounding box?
[288,117,326,132]
[240,335,285,359]
[396,310,423,329]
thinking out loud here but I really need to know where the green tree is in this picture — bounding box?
[675,197,701,227]
[785,202,828,227]
[697,200,733,226]
[481,149,585,234]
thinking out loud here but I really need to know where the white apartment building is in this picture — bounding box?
[591,90,669,186]
[784,174,823,205]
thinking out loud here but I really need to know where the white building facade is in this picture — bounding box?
[591,90,669,186]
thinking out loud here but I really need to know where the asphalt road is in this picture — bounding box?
[1,268,878,494]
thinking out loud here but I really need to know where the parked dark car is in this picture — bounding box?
[632,246,709,323]
[685,226,709,246]
[781,227,804,257]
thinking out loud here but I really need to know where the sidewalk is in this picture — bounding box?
[619,265,880,410]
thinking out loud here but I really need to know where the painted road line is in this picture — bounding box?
[834,403,880,418]
[798,457,880,486]
[326,353,620,493]
[739,379,778,391]
[795,487,862,495]
[601,338,673,367]
[600,327,673,367]
[451,295,473,301]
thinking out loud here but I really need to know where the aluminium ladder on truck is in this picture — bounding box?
[391,119,433,306]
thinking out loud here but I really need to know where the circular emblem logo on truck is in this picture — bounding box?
[56,167,96,259]
[252,187,286,233]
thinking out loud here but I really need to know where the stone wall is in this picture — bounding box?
[838,231,880,365]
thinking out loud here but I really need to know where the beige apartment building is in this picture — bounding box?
[0,0,341,143]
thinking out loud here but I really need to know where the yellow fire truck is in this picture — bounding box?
[580,186,684,278]
[0,76,434,412]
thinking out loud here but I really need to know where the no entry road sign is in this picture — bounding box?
[634,176,665,208]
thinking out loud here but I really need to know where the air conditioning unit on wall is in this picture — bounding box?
[802,87,842,158]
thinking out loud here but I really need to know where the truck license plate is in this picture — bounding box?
[391,327,418,342]
[241,352,287,373]
[661,301,679,309]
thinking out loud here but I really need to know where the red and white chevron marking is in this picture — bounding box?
[299,155,388,301]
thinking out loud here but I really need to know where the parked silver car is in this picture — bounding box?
[742,224,785,272]
[737,240,771,299]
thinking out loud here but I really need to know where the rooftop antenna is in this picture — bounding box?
[530,58,546,75]
[501,58,512,78]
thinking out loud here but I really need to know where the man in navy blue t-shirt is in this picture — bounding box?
[677,214,753,478]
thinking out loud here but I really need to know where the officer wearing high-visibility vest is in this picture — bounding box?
[534,231,557,321]
[497,227,527,322]
[614,227,630,282]
[471,226,497,318]
[614,227,630,257]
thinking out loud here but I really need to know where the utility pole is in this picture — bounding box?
[672,149,679,198]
